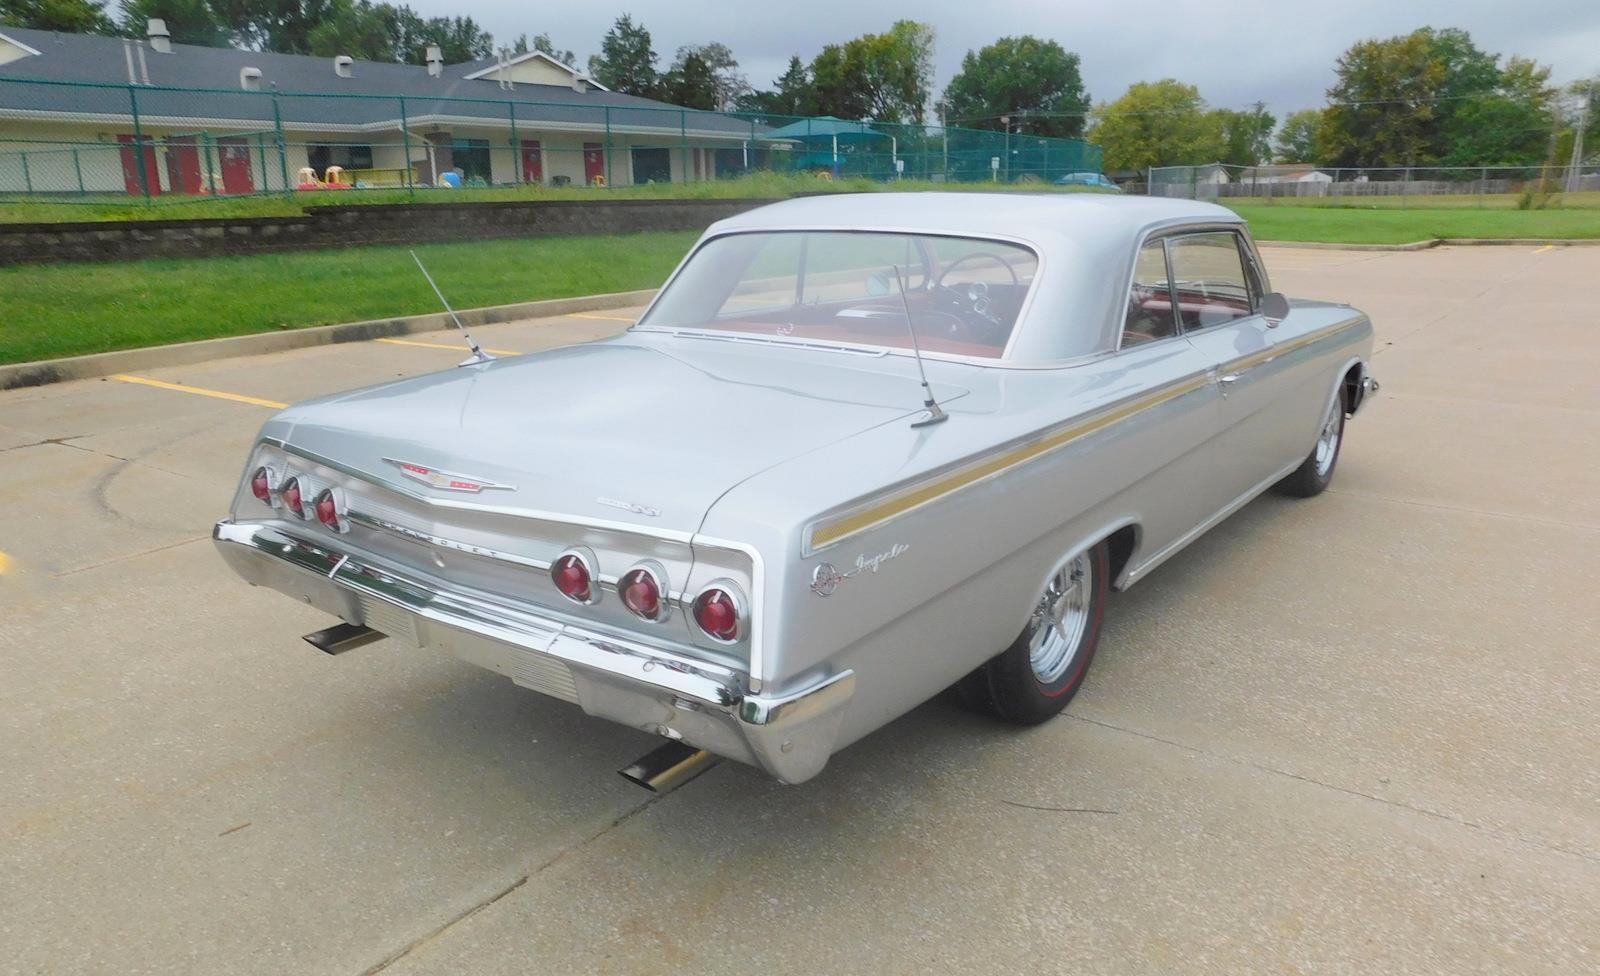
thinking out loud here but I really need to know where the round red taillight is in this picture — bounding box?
[692,583,744,643]
[281,477,304,517]
[619,564,666,621]
[250,466,272,503]
[551,551,595,604]
[314,489,339,528]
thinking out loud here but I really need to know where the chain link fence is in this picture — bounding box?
[0,77,1102,207]
[1147,163,1600,207]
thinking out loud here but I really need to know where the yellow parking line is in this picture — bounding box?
[375,337,521,356]
[110,374,288,409]
[565,312,636,323]
[1533,244,1555,254]
[0,550,12,575]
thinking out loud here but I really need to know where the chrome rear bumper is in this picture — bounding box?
[213,519,853,783]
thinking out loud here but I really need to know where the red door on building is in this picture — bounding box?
[520,140,542,183]
[218,137,254,194]
[164,135,204,194]
[117,134,160,196]
[583,142,605,185]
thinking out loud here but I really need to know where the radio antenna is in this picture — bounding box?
[893,265,949,428]
[410,250,495,366]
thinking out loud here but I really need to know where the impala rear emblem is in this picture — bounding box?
[383,458,515,493]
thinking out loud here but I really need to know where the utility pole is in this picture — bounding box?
[1001,115,1011,182]
[1566,93,1589,195]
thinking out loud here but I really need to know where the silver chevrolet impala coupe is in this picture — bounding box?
[215,193,1378,788]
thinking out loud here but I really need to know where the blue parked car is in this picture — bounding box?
[1055,172,1121,192]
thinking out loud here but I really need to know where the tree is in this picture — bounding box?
[1415,26,1500,152]
[511,31,575,68]
[735,55,813,119]
[661,48,716,110]
[678,42,747,110]
[118,0,228,45]
[1440,56,1555,166]
[587,14,658,96]
[1089,79,1222,171]
[1211,103,1275,165]
[1275,108,1323,161]
[210,0,342,53]
[1316,32,1444,167]
[302,2,488,64]
[939,36,1088,138]
[0,0,115,33]
[809,20,934,123]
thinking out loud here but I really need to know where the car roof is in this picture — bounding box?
[710,191,1238,242]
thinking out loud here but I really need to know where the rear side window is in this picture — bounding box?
[1122,240,1178,347]
[1167,232,1255,330]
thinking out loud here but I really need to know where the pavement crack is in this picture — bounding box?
[1067,714,1600,866]
[359,793,665,976]
[51,535,211,578]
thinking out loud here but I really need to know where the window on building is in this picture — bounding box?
[631,147,671,183]
[307,144,373,172]
[451,138,492,183]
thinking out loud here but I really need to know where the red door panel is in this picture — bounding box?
[521,139,542,183]
[219,137,254,194]
[583,142,604,185]
[117,134,160,196]
[165,135,203,194]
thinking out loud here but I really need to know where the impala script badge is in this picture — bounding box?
[383,458,515,493]
[810,543,910,596]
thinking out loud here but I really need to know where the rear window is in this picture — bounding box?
[638,231,1039,359]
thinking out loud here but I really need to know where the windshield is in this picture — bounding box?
[637,231,1039,359]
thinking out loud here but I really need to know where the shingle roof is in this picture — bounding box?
[0,27,759,137]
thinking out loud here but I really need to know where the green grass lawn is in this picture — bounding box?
[1227,201,1600,243]
[0,231,698,365]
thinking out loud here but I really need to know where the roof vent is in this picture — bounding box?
[240,67,262,91]
[425,44,443,77]
[146,18,171,54]
[333,55,353,79]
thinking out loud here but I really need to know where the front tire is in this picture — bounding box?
[1277,388,1346,498]
[958,542,1109,725]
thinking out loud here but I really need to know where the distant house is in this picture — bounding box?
[0,22,772,196]
[1236,164,1334,185]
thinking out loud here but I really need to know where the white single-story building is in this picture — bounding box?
[1235,164,1334,185]
[0,22,781,196]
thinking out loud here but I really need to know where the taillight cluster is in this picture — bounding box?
[249,466,347,533]
[549,548,746,643]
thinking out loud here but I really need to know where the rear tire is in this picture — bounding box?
[1278,388,1346,498]
[958,541,1110,725]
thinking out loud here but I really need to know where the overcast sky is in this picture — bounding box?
[417,0,1600,122]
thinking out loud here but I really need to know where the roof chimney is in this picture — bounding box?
[571,74,589,94]
[425,44,443,77]
[240,66,261,91]
[146,18,171,54]
[333,55,353,78]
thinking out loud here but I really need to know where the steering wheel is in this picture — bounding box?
[929,251,1020,343]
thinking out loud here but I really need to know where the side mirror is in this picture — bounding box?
[1259,291,1290,326]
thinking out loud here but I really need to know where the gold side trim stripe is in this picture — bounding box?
[1221,317,1363,375]
[809,373,1212,551]
[110,374,288,409]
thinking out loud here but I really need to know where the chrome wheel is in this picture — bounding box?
[1027,553,1094,683]
[1313,395,1342,478]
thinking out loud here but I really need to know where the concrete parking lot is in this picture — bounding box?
[1,244,1596,975]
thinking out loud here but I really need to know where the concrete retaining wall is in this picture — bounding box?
[0,197,777,266]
